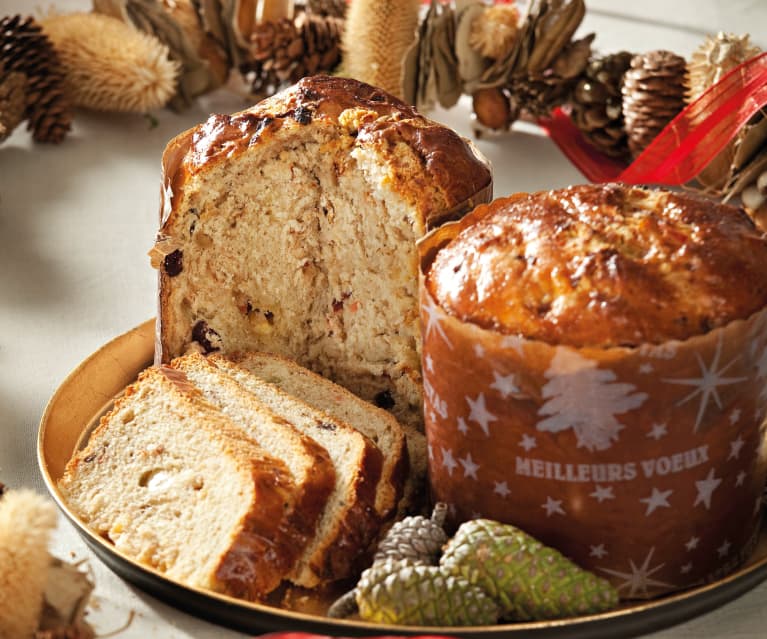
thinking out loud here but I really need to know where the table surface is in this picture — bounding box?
[2,1,766,637]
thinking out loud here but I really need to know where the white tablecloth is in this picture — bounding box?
[1,1,766,636]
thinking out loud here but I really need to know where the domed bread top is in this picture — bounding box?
[160,74,492,230]
[426,183,767,348]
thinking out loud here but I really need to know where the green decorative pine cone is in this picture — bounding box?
[440,519,618,621]
[355,558,500,626]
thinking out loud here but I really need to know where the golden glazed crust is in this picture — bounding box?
[426,183,767,348]
[159,74,492,233]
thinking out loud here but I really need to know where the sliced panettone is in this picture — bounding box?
[152,74,492,428]
[168,353,335,545]
[222,350,425,515]
[208,354,386,587]
[58,366,307,600]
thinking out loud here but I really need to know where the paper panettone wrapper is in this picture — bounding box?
[418,217,767,600]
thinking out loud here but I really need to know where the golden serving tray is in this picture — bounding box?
[38,320,767,637]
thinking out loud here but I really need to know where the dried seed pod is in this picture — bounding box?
[41,12,180,113]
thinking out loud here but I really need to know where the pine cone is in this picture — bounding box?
[306,0,347,18]
[0,15,72,143]
[244,10,343,98]
[327,502,448,619]
[508,33,593,120]
[571,51,633,158]
[356,558,500,626]
[440,519,618,621]
[622,50,687,158]
[373,502,448,565]
[0,65,26,142]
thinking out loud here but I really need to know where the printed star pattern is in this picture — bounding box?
[590,485,615,503]
[728,436,745,460]
[494,481,510,498]
[459,452,480,480]
[590,544,608,559]
[441,448,457,476]
[640,487,673,516]
[646,423,668,440]
[542,497,565,517]
[664,336,746,432]
[422,300,452,348]
[519,434,537,452]
[466,393,497,436]
[489,371,520,399]
[600,547,674,598]
[694,468,722,510]
[423,295,763,592]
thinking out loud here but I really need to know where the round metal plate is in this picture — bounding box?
[38,320,767,637]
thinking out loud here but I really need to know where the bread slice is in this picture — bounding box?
[58,366,305,600]
[168,353,335,545]
[208,355,384,587]
[153,75,492,428]
[223,350,426,516]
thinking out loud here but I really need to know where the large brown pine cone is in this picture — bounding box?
[0,15,72,143]
[0,64,26,142]
[243,10,343,98]
[508,34,593,120]
[571,51,633,159]
[622,50,687,158]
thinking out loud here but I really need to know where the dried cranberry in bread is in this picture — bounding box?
[427,183,767,348]
[58,366,306,600]
[152,75,492,427]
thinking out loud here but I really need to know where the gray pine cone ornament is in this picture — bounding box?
[355,559,500,626]
[372,501,448,564]
[327,502,449,619]
[571,51,633,158]
[440,519,619,621]
[622,50,687,158]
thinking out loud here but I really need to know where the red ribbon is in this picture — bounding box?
[540,51,767,185]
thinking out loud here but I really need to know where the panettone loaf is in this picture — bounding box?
[152,75,492,427]
[427,183,767,348]
[222,350,425,514]
[59,366,306,600]
[419,182,767,595]
[208,354,385,587]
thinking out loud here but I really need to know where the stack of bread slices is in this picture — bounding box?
[59,352,410,600]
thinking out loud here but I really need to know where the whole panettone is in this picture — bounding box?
[419,183,767,597]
